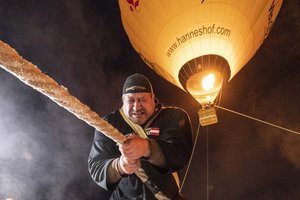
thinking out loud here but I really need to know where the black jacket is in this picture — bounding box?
[88,104,192,199]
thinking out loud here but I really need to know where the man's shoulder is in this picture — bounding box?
[161,106,187,114]
[159,105,190,120]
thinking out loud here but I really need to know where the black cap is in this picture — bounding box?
[122,73,153,95]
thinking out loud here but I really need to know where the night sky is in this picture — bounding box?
[0,1,300,200]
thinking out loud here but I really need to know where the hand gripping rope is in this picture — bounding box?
[0,40,170,200]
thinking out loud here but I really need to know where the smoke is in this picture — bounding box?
[257,73,300,168]
[0,69,95,200]
[0,1,124,200]
[254,0,300,171]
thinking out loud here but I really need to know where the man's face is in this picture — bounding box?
[122,92,156,125]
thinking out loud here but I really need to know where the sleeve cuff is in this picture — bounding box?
[107,158,123,185]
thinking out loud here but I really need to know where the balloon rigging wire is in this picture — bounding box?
[215,105,300,135]
[206,126,210,200]
[179,86,300,197]
[178,73,299,197]
[179,118,201,193]
[179,81,222,194]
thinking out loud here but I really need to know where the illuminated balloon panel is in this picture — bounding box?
[119,0,283,105]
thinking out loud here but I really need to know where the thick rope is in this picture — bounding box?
[0,40,169,200]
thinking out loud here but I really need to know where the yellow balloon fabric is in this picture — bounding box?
[118,0,283,105]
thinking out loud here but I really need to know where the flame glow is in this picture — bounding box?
[202,73,215,91]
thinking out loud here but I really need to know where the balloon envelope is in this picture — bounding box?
[118,0,283,105]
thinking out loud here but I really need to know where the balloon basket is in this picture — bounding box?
[198,104,218,126]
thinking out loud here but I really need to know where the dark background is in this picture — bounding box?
[0,1,299,199]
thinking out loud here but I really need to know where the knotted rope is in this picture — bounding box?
[0,40,169,200]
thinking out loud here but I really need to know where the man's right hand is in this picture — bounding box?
[118,155,141,175]
[119,134,151,160]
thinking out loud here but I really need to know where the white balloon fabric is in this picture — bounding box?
[118,0,283,105]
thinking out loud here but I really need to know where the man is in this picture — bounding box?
[88,73,192,199]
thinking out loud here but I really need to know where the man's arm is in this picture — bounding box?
[88,130,122,190]
[154,108,193,171]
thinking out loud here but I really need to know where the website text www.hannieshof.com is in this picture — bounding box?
[166,24,231,57]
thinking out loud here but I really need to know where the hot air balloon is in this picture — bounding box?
[118,0,283,125]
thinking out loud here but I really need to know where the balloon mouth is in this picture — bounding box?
[186,71,223,104]
[178,54,230,105]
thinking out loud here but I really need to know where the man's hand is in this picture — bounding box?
[118,155,141,175]
[119,134,151,160]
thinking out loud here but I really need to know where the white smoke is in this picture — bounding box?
[0,71,94,200]
[0,1,120,199]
